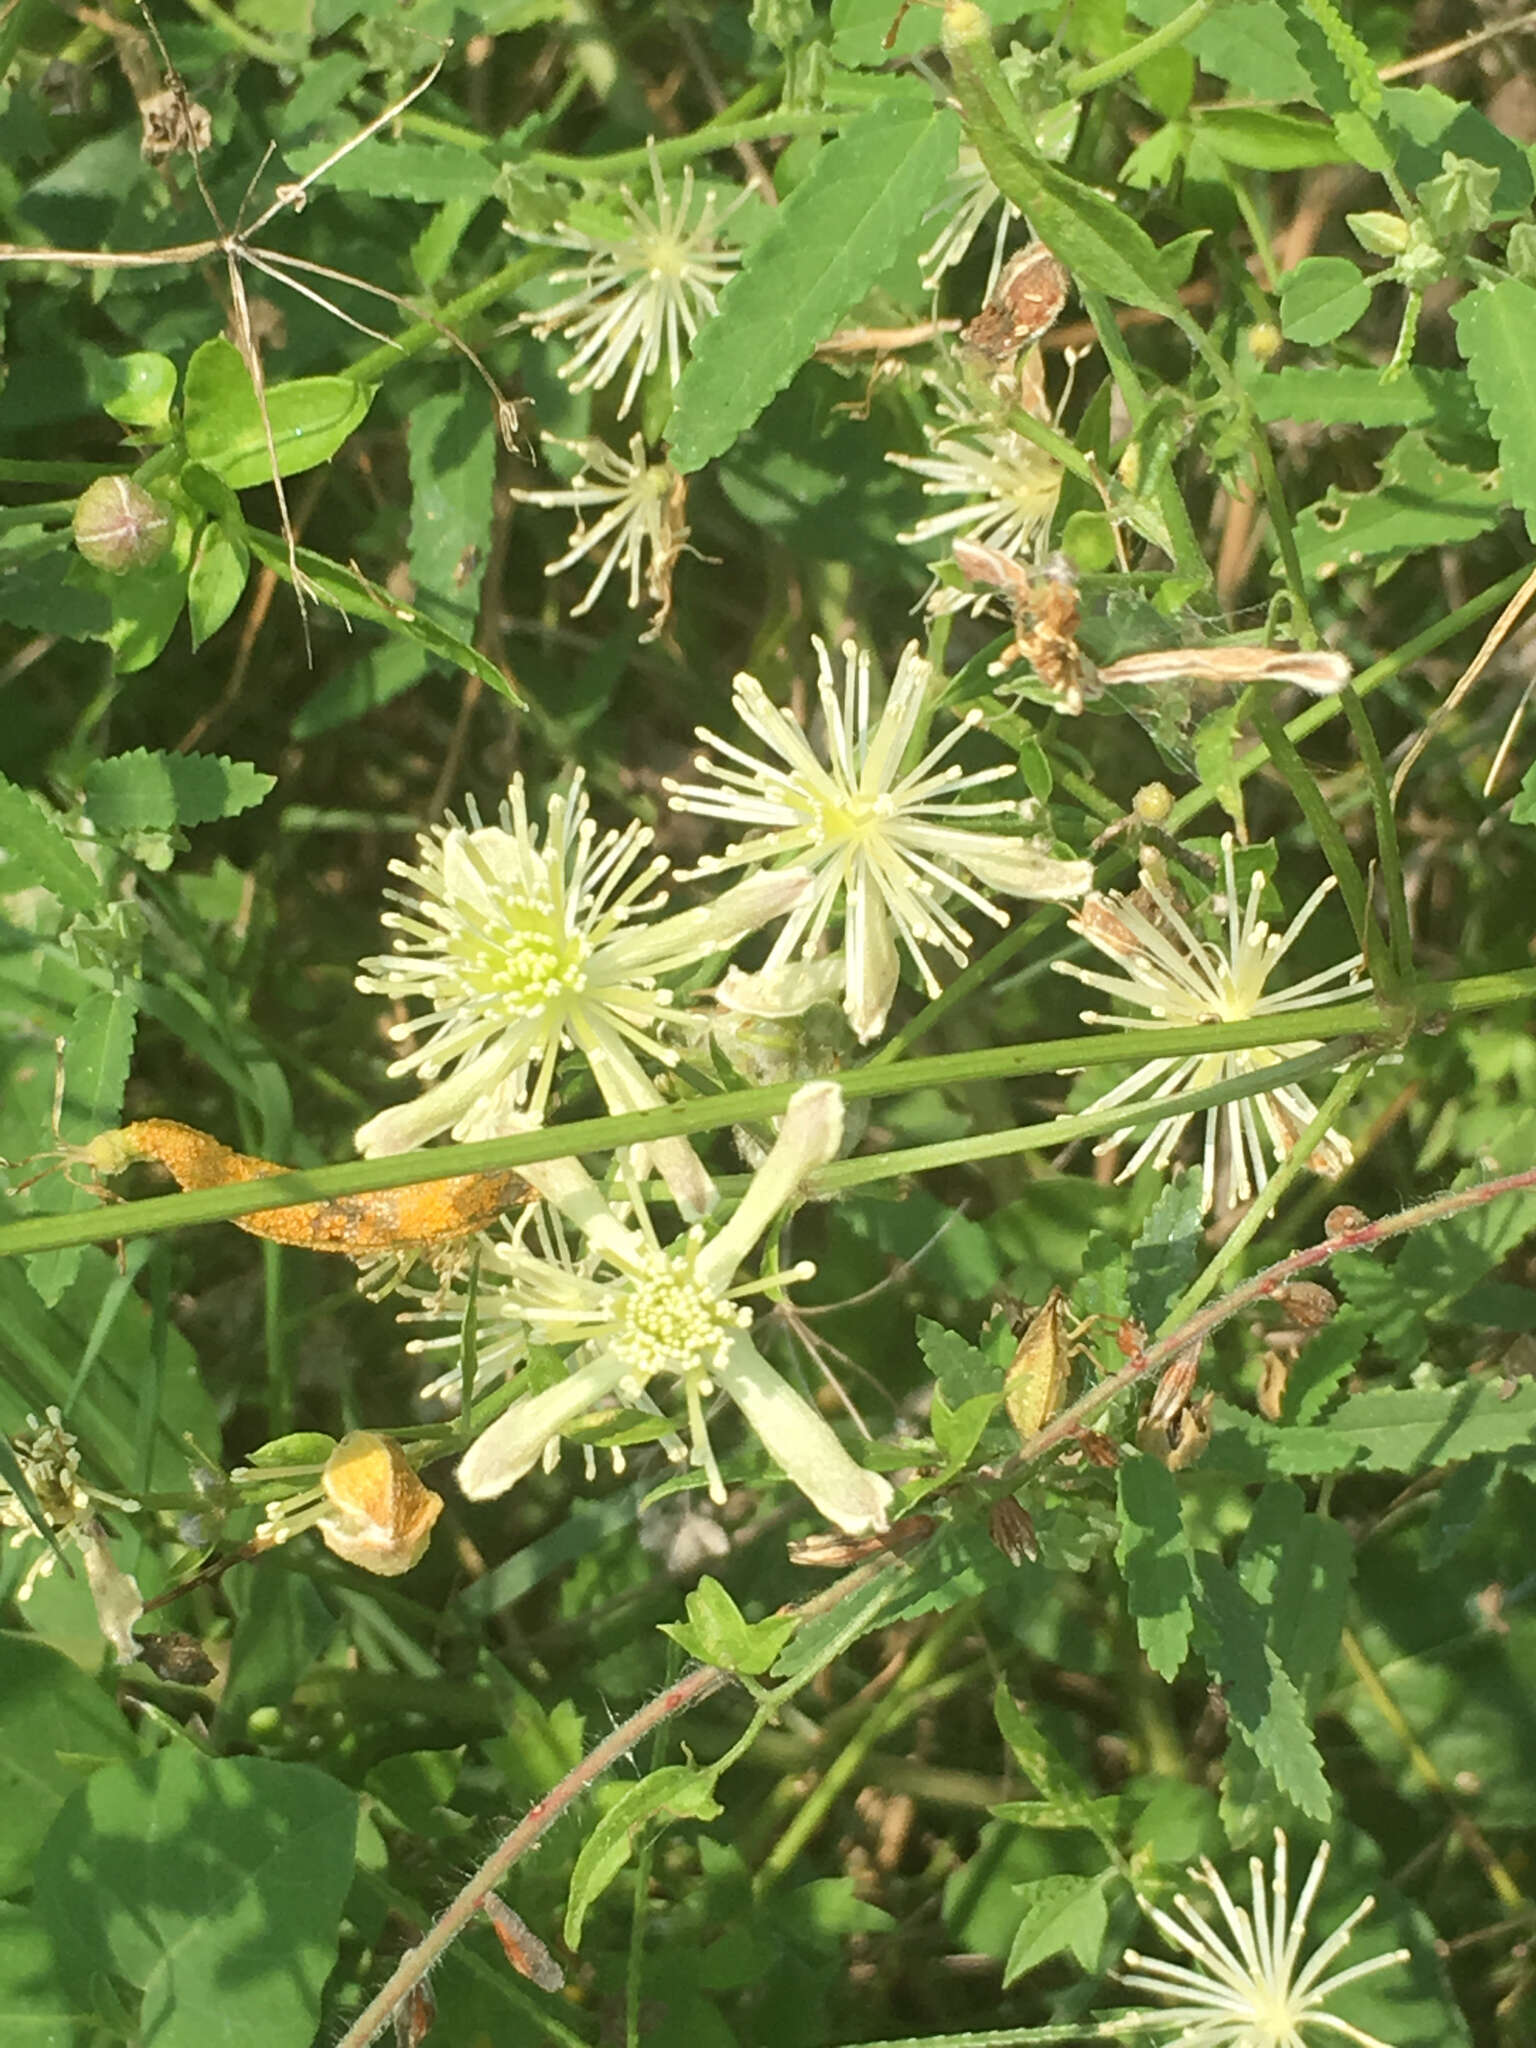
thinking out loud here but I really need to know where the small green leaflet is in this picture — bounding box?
[1297,430,1503,579]
[563,1764,722,1950]
[1278,255,1372,344]
[182,337,374,491]
[1116,1454,1197,1679]
[659,1576,796,1675]
[1252,363,1482,433]
[1454,279,1536,544]
[277,137,500,206]
[668,94,956,473]
[1227,1379,1536,1477]
[1194,1555,1330,1818]
[0,772,102,914]
[1128,0,1313,103]
[82,750,276,835]
[1003,1871,1113,1986]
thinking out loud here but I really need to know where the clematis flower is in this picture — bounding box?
[515,140,741,418]
[1056,838,1368,1217]
[238,1431,444,1578]
[1110,1830,1410,2047]
[509,432,688,639]
[917,142,1021,297]
[664,637,1091,1042]
[355,772,812,1218]
[456,1081,895,1535]
[0,1407,143,1661]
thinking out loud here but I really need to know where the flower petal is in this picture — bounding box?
[718,1332,893,1534]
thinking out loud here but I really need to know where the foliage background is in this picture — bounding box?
[2,0,1536,2043]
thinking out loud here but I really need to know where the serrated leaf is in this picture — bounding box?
[183,337,374,491]
[81,750,275,834]
[993,1683,1118,1852]
[668,96,957,472]
[917,1317,997,1406]
[1453,279,1536,544]
[407,383,494,623]
[1194,1556,1330,1817]
[563,1765,721,1949]
[1192,107,1346,170]
[1116,1454,1197,1679]
[931,1387,997,1471]
[0,774,101,914]
[0,553,112,639]
[1252,364,1481,433]
[1129,0,1312,101]
[1126,1171,1203,1332]
[1297,429,1503,579]
[1003,1872,1112,1985]
[27,984,139,1306]
[1227,1379,1536,1477]
[1278,255,1372,343]
[1237,1483,1352,1704]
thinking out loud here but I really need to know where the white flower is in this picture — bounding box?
[917,142,1020,296]
[1111,1830,1410,2047]
[664,637,1092,1042]
[355,772,811,1218]
[1056,838,1368,1217]
[509,432,688,639]
[456,1082,895,1534]
[0,1407,143,1660]
[516,140,741,417]
[888,361,1066,614]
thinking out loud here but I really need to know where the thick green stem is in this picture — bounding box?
[1066,0,1219,97]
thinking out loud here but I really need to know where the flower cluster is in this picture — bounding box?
[0,1407,142,1660]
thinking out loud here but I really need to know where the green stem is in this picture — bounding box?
[1338,685,1414,988]
[344,252,545,386]
[1066,0,1219,97]
[1247,420,1315,642]
[527,104,826,182]
[1248,694,1372,960]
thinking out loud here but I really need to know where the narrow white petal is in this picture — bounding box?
[718,1332,893,1533]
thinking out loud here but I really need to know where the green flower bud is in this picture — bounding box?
[1346,211,1410,258]
[72,475,172,573]
[1247,320,1283,364]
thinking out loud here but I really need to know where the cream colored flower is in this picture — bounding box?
[456,1082,894,1535]
[1056,838,1367,1216]
[509,432,688,639]
[1110,1830,1409,2048]
[665,637,1091,1041]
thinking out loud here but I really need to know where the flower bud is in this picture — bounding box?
[72,475,172,573]
[1132,781,1173,826]
[1325,1204,1369,1239]
[1273,1279,1337,1328]
[1246,320,1283,364]
[1347,210,1411,257]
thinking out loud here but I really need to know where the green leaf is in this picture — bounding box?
[1278,255,1372,343]
[917,1318,997,1407]
[1126,1171,1203,1332]
[659,1576,797,1675]
[0,1636,136,1898]
[407,382,495,624]
[81,749,275,834]
[182,337,375,490]
[1251,363,1481,432]
[1116,1453,1197,1679]
[81,347,178,430]
[279,136,499,204]
[1002,1871,1112,1986]
[1192,106,1346,171]
[1128,0,1313,101]
[1237,1483,1353,1707]
[668,95,957,472]
[1453,279,1536,545]
[1297,429,1504,579]
[0,554,111,640]
[1194,1556,1330,1818]
[292,638,432,738]
[27,983,139,1306]
[931,1386,998,1472]
[992,1684,1119,1854]
[1228,1379,1536,1477]
[34,1750,357,2048]
[1383,84,1535,221]
[186,521,250,649]
[245,527,522,704]
[563,1764,722,1949]
[0,1902,76,2045]
[0,775,102,915]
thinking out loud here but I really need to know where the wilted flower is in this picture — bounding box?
[509,432,689,638]
[665,638,1091,1042]
[456,1082,895,1535]
[0,1407,142,1659]
[1111,1830,1410,2047]
[1056,838,1368,1217]
[889,358,1068,615]
[355,772,812,1217]
[240,1431,443,1577]
[517,140,741,417]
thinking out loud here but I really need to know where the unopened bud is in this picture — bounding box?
[1274,1279,1336,1328]
[1325,1204,1369,1239]
[1132,781,1172,826]
[1347,210,1411,257]
[1074,1428,1120,1469]
[73,475,172,573]
[1247,320,1283,364]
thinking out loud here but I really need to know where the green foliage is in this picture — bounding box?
[2,0,1536,2040]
